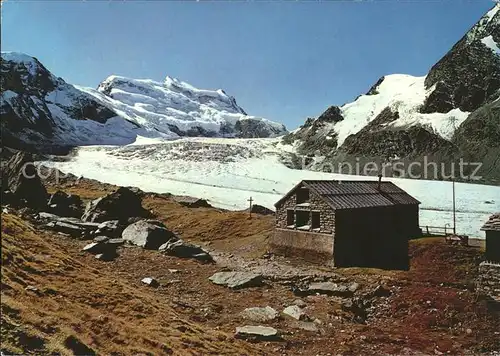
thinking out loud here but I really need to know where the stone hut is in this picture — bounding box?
[481,213,500,263]
[270,178,421,269]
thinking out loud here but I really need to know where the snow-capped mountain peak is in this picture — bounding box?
[90,73,285,137]
[1,52,287,149]
[284,4,500,184]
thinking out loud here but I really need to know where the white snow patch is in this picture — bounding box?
[2,90,18,100]
[481,35,500,55]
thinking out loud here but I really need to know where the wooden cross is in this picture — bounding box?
[247,196,253,218]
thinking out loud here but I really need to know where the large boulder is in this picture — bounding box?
[121,219,177,250]
[159,239,214,263]
[47,190,83,218]
[81,187,150,223]
[1,152,47,209]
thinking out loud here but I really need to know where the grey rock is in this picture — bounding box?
[1,152,47,210]
[81,187,150,223]
[141,277,159,287]
[106,238,125,246]
[45,221,85,237]
[241,307,278,322]
[209,271,263,289]
[159,239,213,263]
[38,212,80,224]
[283,305,307,320]
[234,326,280,341]
[307,282,353,297]
[93,220,123,238]
[47,190,83,218]
[122,219,176,250]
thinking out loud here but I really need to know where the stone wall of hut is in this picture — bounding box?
[275,188,335,234]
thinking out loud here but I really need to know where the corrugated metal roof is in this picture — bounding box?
[322,193,394,210]
[275,179,420,209]
[481,213,500,232]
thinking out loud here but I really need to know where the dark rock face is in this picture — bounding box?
[317,106,344,123]
[121,219,177,250]
[47,190,83,218]
[1,55,117,151]
[422,8,500,113]
[282,119,338,156]
[420,81,455,114]
[1,152,48,210]
[422,42,500,113]
[81,187,151,223]
[366,76,385,95]
[282,107,343,156]
[449,97,500,184]
[234,119,287,138]
[0,55,57,95]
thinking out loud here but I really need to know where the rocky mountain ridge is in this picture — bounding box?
[284,4,500,184]
[0,52,287,152]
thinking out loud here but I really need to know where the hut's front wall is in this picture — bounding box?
[275,188,335,234]
[270,228,334,263]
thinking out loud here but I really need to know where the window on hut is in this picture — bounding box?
[287,210,294,227]
[311,211,320,230]
[296,188,309,205]
[296,210,310,230]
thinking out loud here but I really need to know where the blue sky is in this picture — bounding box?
[1,0,494,129]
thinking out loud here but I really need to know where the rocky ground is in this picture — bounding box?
[1,154,499,355]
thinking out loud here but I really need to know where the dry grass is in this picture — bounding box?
[5,178,498,355]
[1,213,262,355]
[142,195,274,258]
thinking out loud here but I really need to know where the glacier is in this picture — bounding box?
[41,136,500,239]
